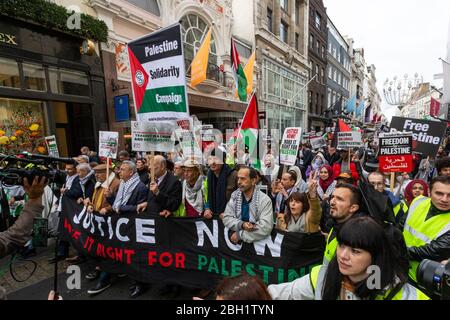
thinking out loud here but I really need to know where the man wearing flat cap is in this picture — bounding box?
[85,164,120,215]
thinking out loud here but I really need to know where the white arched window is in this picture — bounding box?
[126,0,160,16]
[180,14,217,66]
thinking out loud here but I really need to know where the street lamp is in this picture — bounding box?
[383,73,422,107]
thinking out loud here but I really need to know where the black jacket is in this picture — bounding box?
[107,182,148,215]
[65,175,95,200]
[137,169,150,186]
[407,205,450,262]
[147,171,182,214]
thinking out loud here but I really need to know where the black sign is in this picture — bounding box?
[379,135,412,156]
[59,199,325,289]
[390,117,447,157]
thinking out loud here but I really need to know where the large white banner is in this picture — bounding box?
[131,121,179,152]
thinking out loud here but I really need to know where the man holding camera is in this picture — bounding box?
[0,177,46,299]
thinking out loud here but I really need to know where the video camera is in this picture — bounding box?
[0,153,76,248]
[417,259,450,300]
[0,153,75,187]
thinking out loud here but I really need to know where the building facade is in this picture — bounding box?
[326,18,350,110]
[307,0,328,131]
[255,0,310,133]
[0,0,108,157]
[363,64,382,124]
[399,83,441,119]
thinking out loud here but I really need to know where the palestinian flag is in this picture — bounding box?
[231,39,248,102]
[238,93,260,169]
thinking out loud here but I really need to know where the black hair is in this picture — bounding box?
[430,175,450,191]
[238,166,258,179]
[285,192,310,225]
[286,170,297,183]
[435,157,450,174]
[322,216,408,300]
[335,183,362,206]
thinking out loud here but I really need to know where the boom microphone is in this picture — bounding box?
[21,152,77,165]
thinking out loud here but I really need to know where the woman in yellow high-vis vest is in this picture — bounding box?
[268,216,429,300]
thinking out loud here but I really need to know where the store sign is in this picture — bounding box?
[0,32,18,45]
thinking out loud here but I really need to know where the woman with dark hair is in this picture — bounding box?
[268,216,429,300]
[215,273,272,300]
[275,173,322,233]
[404,179,429,206]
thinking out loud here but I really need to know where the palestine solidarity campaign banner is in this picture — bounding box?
[59,199,324,289]
[127,23,189,121]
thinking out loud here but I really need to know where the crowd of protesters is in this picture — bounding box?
[1,133,450,300]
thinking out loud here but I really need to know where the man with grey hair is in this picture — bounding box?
[137,155,182,217]
[108,161,147,215]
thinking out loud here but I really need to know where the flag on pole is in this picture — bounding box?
[331,119,352,148]
[238,93,260,169]
[430,97,441,117]
[231,39,248,102]
[356,100,365,117]
[244,51,256,94]
[191,28,212,87]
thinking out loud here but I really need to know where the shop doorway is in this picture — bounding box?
[52,101,95,157]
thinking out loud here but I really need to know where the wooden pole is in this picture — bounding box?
[390,172,395,193]
[150,151,155,182]
[106,157,110,189]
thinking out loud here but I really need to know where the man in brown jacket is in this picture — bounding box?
[0,176,46,299]
[84,164,120,214]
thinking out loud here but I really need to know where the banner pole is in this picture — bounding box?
[106,157,110,189]
[150,151,155,182]
[390,172,395,193]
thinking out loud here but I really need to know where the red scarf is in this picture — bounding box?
[319,165,335,192]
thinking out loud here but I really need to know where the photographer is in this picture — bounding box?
[0,176,46,257]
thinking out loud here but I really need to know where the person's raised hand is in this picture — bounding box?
[23,176,47,202]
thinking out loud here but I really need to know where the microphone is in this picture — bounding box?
[21,152,77,164]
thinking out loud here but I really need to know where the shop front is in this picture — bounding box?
[0,16,108,157]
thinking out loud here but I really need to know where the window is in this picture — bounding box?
[328,42,332,53]
[322,45,326,59]
[281,0,288,11]
[321,68,325,84]
[280,21,288,43]
[0,57,20,88]
[315,12,321,30]
[310,35,314,49]
[333,69,337,82]
[267,8,273,33]
[316,65,319,82]
[48,67,89,96]
[181,14,218,67]
[235,40,252,59]
[126,0,160,16]
[23,62,47,91]
[337,50,341,62]
[332,47,337,59]
[328,66,332,79]
[295,33,299,51]
[316,40,320,54]
[295,0,300,25]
